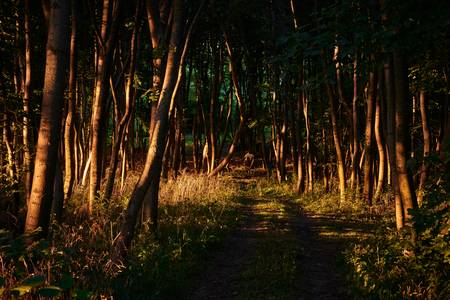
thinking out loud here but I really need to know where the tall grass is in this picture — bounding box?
[0,173,241,299]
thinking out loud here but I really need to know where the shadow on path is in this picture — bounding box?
[188,190,374,300]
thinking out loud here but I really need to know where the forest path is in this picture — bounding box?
[188,180,371,299]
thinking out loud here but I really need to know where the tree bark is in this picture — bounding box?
[363,69,377,205]
[25,0,69,234]
[303,92,313,192]
[111,0,185,269]
[63,0,77,202]
[104,1,141,202]
[23,0,32,202]
[324,68,346,201]
[417,90,430,206]
[208,32,246,177]
[350,56,360,191]
[393,52,418,225]
[89,0,121,212]
[373,71,386,202]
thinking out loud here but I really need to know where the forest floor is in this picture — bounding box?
[188,176,376,300]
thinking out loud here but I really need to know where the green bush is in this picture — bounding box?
[345,175,450,299]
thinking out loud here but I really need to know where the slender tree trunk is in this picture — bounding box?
[208,47,222,173]
[417,90,430,206]
[350,56,360,191]
[142,0,168,220]
[25,0,69,234]
[363,69,377,205]
[22,0,32,202]
[303,92,313,192]
[393,52,418,226]
[374,71,386,202]
[208,32,246,177]
[324,72,346,201]
[63,0,77,202]
[111,0,185,268]
[89,0,121,212]
[296,73,304,193]
[104,2,141,202]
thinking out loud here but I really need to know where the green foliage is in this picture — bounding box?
[0,228,102,299]
[345,175,450,299]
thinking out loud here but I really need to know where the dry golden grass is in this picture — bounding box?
[159,172,238,205]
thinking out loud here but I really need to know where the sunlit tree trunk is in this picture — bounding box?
[303,92,313,192]
[417,90,430,206]
[104,1,141,202]
[111,0,185,268]
[350,56,360,191]
[25,0,69,234]
[374,71,386,202]
[89,0,121,212]
[324,72,345,201]
[63,0,77,202]
[142,0,167,220]
[385,56,404,230]
[363,69,377,205]
[393,52,418,226]
[209,31,246,177]
[22,0,32,202]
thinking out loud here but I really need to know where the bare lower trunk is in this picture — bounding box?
[64,0,77,202]
[104,4,141,202]
[23,0,32,202]
[208,32,246,177]
[303,93,313,192]
[25,0,69,234]
[363,70,377,205]
[417,90,430,206]
[89,0,121,211]
[111,0,185,269]
[350,56,360,191]
[324,77,345,201]
[393,52,418,226]
[373,72,386,202]
[385,57,404,230]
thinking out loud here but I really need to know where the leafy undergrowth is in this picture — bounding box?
[343,179,450,299]
[288,178,449,299]
[0,174,242,299]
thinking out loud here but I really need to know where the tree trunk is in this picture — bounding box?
[363,69,377,205]
[89,0,121,212]
[104,2,141,202]
[350,56,360,191]
[22,0,32,202]
[324,70,346,201]
[63,0,77,202]
[373,71,386,202]
[393,51,418,226]
[25,0,69,234]
[111,0,185,268]
[208,32,246,177]
[303,92,313,192]
[417,90,430,206]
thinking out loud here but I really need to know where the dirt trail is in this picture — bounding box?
[188,189,370,300]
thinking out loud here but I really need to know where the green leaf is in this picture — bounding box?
[57,274,74,290]
[23,274,45,287]
[0,277,4,286]
[10,285,32,296]
[38,286,62,297]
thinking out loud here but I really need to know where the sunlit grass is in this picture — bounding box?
[0,173,243,299]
